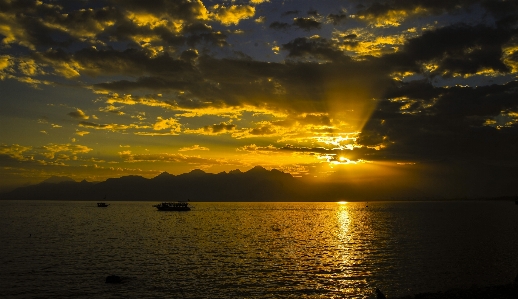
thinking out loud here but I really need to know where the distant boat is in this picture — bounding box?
[153,201,191,211]
[97,202,109,207]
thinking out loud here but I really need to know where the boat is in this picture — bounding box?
[153,201,191,211]
[97,202,109,207]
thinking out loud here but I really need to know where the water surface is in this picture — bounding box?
[1,201,517,298]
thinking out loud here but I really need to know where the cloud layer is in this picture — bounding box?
[1,0,517,197]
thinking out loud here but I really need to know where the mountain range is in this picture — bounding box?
[0,166,312,201]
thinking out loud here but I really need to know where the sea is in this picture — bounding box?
[1,200,517,299]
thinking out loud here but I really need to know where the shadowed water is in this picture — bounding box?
[1,201,517,298]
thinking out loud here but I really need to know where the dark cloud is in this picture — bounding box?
[95,76,197,93]
[109,0,208,23]
[65,47,197,77]
[297,114,331,126]
[282,37,345,61]
[352,0,518,28]
[249,126,276,135]
[327,13,347,25]
[79,121,110,129]
[67,109,89,119]
[356,0,481,18]
[0,0,225,57]
[382,23,516,76]
[0,0,73,48]
[356,80,518,163]
[293,18,321,31]
[203,123,236,134]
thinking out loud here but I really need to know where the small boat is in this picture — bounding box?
[97,202,109,207]
[153,201,191,211]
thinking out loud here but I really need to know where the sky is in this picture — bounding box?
[1,0,517,198]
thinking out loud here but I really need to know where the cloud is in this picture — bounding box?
[327,13,347,25]
[99,105,125,115]
[186,122,236,135]
[292,17,321,31]
[179,145,210,151]
[75,131,90,136]
[0,55,11,71]
[282,36,345,62]
[119,151,223,165]
[354,1,488,27]
[79,121,149,131]
[40,143,93,160]
[249,125,276,135]
[0,144,32,161]
[68,109,90,119]
[111,0,210,23]
[211,5,255,25]
[382,23,515,77]
[354,80,518,163]
[153,116,182,132]
[237,144,278,152]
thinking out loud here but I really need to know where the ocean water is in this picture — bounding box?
[1,200,517,298]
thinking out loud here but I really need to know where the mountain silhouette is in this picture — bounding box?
[0,167,306,201]
[41,176,76,184]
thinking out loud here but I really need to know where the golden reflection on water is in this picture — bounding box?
[337,202,351,244]
[335,202,369,297]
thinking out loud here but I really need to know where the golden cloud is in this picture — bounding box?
[0,143,32,160]
[237,144,278,152]
[75,130,90,136]
[118,151,224,165]
[68,109,90,120]
[79,121,150,131]
[358,7,428,28]
[153,116,182,132]
[212,4,255,25]
[41,143,93,159]
[178,145,210,151]
[185,122,236,135]
[18,58,44,76]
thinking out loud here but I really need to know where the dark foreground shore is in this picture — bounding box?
[388,283,518,299]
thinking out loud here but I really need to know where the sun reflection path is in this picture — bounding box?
[337,202,351,249]
[333,202,377,297]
